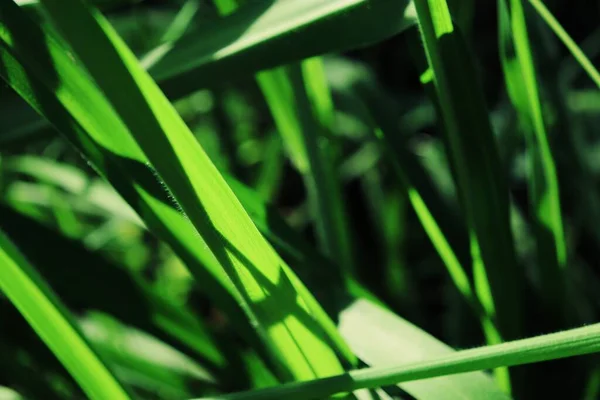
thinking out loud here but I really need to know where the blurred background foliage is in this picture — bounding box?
[1,0,600,399]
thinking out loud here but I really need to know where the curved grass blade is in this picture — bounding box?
[36,0,353,382]
[149,0,416,99]
[195,322,600,400]
[0,229,131,400]
[498,0,567,317]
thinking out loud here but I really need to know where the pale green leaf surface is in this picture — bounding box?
[195,321,600,400]
[339,299,509,400]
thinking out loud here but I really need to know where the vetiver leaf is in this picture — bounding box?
[0,0,249,348]
[339,299,508,400]
[214,0,355,277]
[149,0,417,98]
[194,322,600,400]
[528,0,600,89]
[498,0,567,317]
[0,229,131,400]
[27,0,352,382]
[0,203,225,370]
[413,0,525,391]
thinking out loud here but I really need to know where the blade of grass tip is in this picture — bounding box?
[194,322,600,400]
[338,299,508,400]
[499,0,567,317]
[215,0,355,277]
[414,0,525,391]
[0,230,131,400]
[528,0,600,89]
[38,0,353,382]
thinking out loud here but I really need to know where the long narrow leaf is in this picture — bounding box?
[149,0,416,98]
[414,0,526,390]
[499,0,567,315]
[0,229,131,400]
[194,322,600,400]
[36,0,352,381]
[528,0,600,89]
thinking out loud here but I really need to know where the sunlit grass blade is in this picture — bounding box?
[499,0,567,316]
[0,203,226,369]
[0,229,131,400]
[213,0,355,276]
[221,176,510,399]
[79,313,217,398]
[0,4,250,349]
[339,299,507,400]
[195,322,600,400]
[36,0,353,382]
[149,0,416,98]
[0,0,344,382]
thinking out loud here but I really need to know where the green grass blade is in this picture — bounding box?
[36,0,351,381]
[139,0,200,70]
[528,0,600,88]
[0,3,249,346]
[298,58,354,274]
[0,0,347,382]
[257,65,355,275]
[194,179,509,399]
[498,0,567,314]
[414,0,523,339]
[414,0,525,390]
[213,0,355,276]
[195,322,600,400]
[0,203,225,369]
[338,299,508,400]
[0,229,131,400]
[349,88,480,316]
[149,0,416,98]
